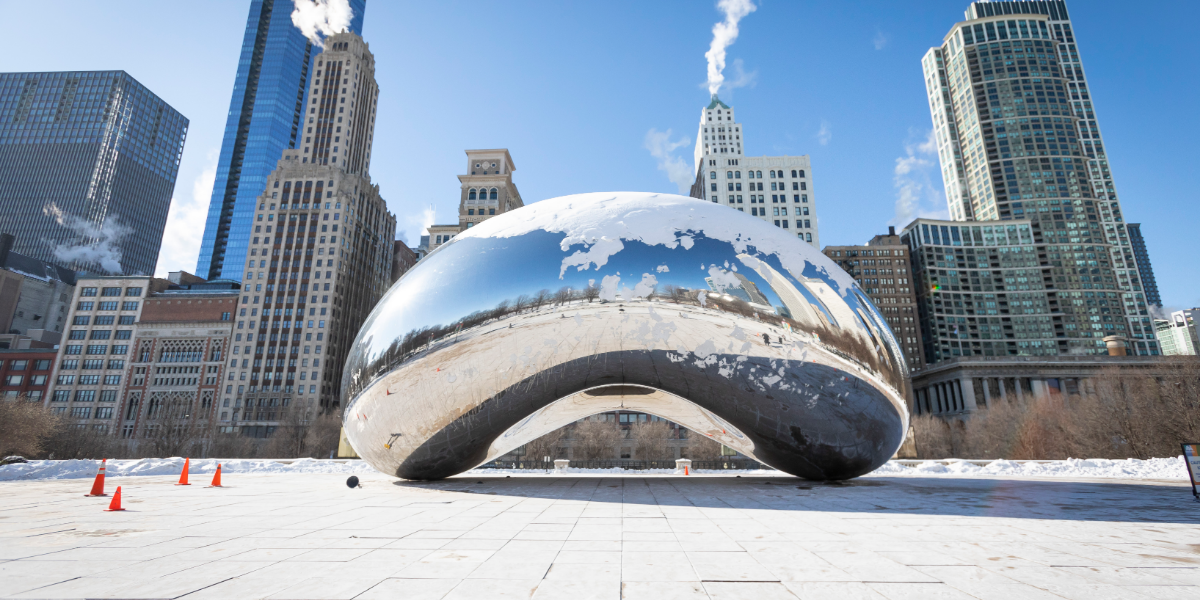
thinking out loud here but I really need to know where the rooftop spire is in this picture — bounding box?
[706,94,730,110]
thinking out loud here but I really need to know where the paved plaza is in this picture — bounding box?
[1,472,1197,599]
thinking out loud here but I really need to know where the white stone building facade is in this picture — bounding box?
[689,96,819,247]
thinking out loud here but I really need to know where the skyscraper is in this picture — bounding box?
[223,32,395,422]
[688,96,819,247]
[1126,223,1160,308]
[921,1,1158,355]
[0,71,188,275]
[196,0,366,282]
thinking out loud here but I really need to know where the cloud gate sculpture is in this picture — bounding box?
[342,192,909,480]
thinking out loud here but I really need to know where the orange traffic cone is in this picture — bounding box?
[684,466,689,476]
[85,459,108,497]
[176,458,191,486]
[206,464,223,488]
[104,486,126,511]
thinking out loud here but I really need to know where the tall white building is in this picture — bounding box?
[227,32,396,425]
[688,96,819,247]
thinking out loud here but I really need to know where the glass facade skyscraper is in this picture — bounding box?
[0,71,188,275]
[1125,223,1160,308]
[921,1,1159,356]
[196,0,366,281]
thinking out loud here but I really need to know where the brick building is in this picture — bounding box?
[0,347,55,402]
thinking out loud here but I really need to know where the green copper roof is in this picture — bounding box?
[706,94,730,109]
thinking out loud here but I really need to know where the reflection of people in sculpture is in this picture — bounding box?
[762,333,770,345]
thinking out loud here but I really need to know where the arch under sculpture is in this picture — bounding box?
[342,192,909,481]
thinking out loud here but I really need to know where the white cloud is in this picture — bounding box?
[644,128,694,194]
[291,0,353,48]
[816,120,832,146]
[873,30,889,50]
[705,0,757,96]
[154,151,217,277]
[891,129,948,228]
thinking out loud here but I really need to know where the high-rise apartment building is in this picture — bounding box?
[419,149,526,254]
[688,96,819,247]
[1126,223,1160,308]
[197,0,367,281]
[823,228,926,371]
[899,218,1133,362]
[0,71,188,275]
[921,1,1157,356]
[223,32,395,426]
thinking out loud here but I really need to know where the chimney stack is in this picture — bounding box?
[1102,335,1128,356]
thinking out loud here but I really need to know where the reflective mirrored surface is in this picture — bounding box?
[342,192,909,480]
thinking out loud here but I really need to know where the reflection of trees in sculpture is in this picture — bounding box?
[349,273,904,401]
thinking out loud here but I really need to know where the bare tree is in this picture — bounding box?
[581,283,599,303]
[139,394,208,458]
[263,405,314,457]
[206,424,262,459]
[43,421,116,460]
[522,425,568,463]
[555,286,573,306]
[631,420,673,460]
[571,418,621,460]
[0,397,60,458]
[304,410,343,458]
[685,432,724,459]
[533,289,551,310]
[512,294,531,313]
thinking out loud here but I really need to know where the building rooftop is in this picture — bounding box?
[706,94,730,110]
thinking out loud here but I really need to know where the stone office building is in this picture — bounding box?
[419,149,526,255]
[118,277,238,442]
[224,32,396,427]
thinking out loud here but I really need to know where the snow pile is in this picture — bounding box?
[0,457,376,482]
[869,457,1188,481]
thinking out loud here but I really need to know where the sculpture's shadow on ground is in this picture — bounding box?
[393,475,1198,524]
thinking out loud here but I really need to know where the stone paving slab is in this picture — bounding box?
[0,472,1197,599]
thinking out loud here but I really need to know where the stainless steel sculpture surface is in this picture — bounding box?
[342,192,909,480]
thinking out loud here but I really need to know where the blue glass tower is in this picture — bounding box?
[197,0,365,281]
[0,71,188,275]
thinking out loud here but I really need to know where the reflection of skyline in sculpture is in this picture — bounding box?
[704,272,769,307]
[341,192,908,482]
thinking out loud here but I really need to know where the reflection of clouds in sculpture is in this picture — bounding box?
[342,192,908,481]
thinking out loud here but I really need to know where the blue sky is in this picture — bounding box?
[4,1,1197,309]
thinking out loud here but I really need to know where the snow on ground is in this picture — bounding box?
[870,457,1189,481]
[0,456,1189,482]
[0,457,377,482]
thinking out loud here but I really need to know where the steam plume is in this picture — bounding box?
[705,0,757,96]
[43,203,132,274]
[291,0,353,47]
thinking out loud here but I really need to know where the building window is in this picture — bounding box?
[101,287,121,297]
[80,287,97,297]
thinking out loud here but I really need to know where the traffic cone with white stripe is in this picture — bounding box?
[85,459,108,497]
